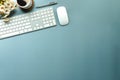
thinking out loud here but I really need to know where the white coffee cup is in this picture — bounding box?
[17,0,33,9]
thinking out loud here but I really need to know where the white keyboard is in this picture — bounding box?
[0,7,56,39]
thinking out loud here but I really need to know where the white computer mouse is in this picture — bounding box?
[57,6,69,26]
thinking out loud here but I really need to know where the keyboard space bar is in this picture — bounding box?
[0,32,19,39]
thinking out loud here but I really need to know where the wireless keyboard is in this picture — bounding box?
[0,7,56,39]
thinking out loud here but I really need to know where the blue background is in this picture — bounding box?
[0,0,120,80]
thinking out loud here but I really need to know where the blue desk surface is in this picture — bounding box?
[0,0,120,80]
